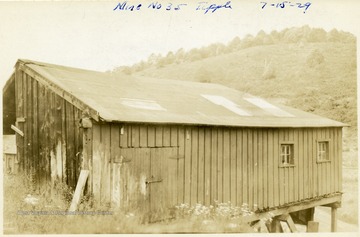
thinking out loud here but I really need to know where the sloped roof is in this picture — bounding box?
[14,59,346,128]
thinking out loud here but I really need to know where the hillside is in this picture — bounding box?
[111,26,357,164]
[133,42,357,129]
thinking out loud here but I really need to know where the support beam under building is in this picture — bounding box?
[331,206,337,232]
[322,201,340,232]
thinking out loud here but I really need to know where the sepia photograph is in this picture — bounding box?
[1,0,359,235]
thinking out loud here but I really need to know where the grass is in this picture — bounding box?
[4,163,358,233]
[3,173,140,234]
[339,127,358,225]
[339,167,358,225]
[3,173,256,234]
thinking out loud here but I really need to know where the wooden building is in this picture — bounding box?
[3,59,346,232]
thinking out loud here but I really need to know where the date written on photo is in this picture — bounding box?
[260,1,312,13]
[113,1,232,14]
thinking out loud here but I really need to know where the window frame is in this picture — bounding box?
[279,141,295,168]
[316,139,331,163]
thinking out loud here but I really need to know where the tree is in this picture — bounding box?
[199,46,211,59]
[307,28,327,42]
[270,30,280,43]
[253,30,267,45]
[215,43,226,55]
[204,43,219,57]
[174,48,185,63]
[121,66,133,75]
[262,59,276,80]
[282,26,310,43]
[339,31,356,43]
[306,49,324,68]
[185,48,202,62]
[227,36,241,52]
[147,53,160,66]
[239,34,254,49]
[165,51,175,64]
[133,60,146,72]
[326,28,341,42]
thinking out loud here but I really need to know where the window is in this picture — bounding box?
[201,94,251,116]
[280,143,294,167]
[121,98,166,111]
[317,141,330,162]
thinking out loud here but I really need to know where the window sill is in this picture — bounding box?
[279,164,295,168]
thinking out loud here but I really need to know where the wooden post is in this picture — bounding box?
[82,129,90,170]
[253,220,270,233]
[270,219,282,233]
[331,206,337,232]
[80,112,93,195]
[276,214,298,233]
[309,207,315,221]
[68,170,89,212]
[322,202,341,232]
[259,220,269,233]
[286,215,298,233]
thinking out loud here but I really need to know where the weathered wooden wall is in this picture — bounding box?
[91,123,342,212]
[15,69,83,190]
[3,74,16,135]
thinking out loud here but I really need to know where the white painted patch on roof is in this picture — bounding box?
[245,97,295,117]
[201,94,251,116]
[121,98,166,111]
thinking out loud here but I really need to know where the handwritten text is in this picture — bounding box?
[113,1,233,14]
[260,1,312,13]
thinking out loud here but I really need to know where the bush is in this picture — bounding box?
[173,202,256,233]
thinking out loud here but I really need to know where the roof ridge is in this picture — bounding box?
[18,59,104,74]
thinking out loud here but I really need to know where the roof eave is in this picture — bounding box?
[96,117,348,128]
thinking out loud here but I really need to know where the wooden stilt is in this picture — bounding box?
[331,207,337,232]
[307,221,319,232]
[275,214,298,233]
[275,219,283,233]
[309,207,315,221]
[280,221,290,232]
[286,215,298,233]
[253,220,270,233]
[252,220,261,232]
[270,219,283,233]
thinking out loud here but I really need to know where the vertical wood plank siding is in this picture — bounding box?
[98,124,343,211]
[15,71,83,191]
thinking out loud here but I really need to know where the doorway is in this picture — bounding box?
[117,147,178,220]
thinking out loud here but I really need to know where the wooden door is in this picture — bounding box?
[148,147,178,221]
[116,147,178,220]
